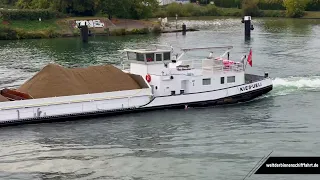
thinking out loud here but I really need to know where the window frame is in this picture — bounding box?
[202,78,211,85]
[220,77,225,84]
[135,53,145,62]
[163,52,171,60]
[146,53,155,62]
[155,53,163,62]
[227,76,235,83]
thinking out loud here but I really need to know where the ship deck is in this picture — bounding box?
[245,74,266,83]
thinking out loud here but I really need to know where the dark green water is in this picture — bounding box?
[0,17,320,180]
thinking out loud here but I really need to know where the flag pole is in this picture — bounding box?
[245,48,252,70]
[245,60,248,71]
[242,55,246,71]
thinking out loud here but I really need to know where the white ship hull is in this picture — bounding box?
[146,77,272,108]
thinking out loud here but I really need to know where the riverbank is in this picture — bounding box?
[1,9,320,40]
[302,11,320,19]
[0,17,162,40]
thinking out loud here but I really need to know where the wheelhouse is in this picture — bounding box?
[123,47,173,64]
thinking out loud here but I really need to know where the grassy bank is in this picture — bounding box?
[0,17,161,40]
[302,11,320,19]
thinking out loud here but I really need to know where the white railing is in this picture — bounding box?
[178,59,202,69]
[121,57,244,73]
[122,63,130,71]
[177,59,244,72]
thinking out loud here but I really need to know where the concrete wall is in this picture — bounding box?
[158,0,190,5]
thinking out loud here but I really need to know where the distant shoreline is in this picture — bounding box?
[0,12,319,41]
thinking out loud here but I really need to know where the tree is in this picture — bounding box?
[130,0,159,19]
[242,0,260,16]
[100,0,158,19]
[257,0,285,10]
[14,0,159,19]
[306,0,320,11]
[283,0,308,17]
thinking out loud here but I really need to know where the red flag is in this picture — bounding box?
[247,49,252,67]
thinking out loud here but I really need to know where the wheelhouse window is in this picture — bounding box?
[227,76,235,83]
[136,53,144,61]
[220,77,225,84]
[202,78,211,85]
[164,52,171,60]
[127,52,137,60]
[146,53,154,62]
[156,54,162,61]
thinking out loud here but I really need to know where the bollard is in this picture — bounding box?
[80,25,89,43]
[242,16,254,38]
[78,21,89,43]
[182,23,186,35]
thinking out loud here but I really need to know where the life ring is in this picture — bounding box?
[146,74,151,83]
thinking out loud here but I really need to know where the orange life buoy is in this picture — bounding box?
[146,74,151,83]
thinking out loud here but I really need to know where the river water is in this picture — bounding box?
[0,17,320,180]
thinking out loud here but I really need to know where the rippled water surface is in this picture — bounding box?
[1,17,320,180]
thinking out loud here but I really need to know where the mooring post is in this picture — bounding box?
[242,16,254,38]
[79,21,89,43]
[81,25,89,43]
[182,23,186,35]
[175,14,178,29]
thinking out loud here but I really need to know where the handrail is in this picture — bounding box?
[181,46,233,52]
[176,58,243,71]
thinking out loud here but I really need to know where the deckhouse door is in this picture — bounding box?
[181,80,188,94]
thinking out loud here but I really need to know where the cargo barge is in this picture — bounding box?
[0,45,272,126]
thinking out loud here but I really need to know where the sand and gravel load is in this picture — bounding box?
[0,95,8,102]
[17,63,141,99]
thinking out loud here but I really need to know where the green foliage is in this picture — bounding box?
[0,9,63,20]
[0,26,60,40]
[260,9,286,17]
[5,0,319,20]
[159,3,220,17]
[305,0,320,11]
[72,28,80,36]
[108,27,155,36]
[7,19,57,29]
[258,0,285,10]
[0,0,18,8]
[242,0,261,16]
[217,7,243,16]
[212,0,241,8]
[13,0,159,19]
[130,0,159,19]
[129,28,150,34]
[283,0,308,17]
[151,26,161,33]
[110,28,126,36]
[0,26,18,40]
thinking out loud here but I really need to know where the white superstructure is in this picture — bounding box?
[121,45,272,108]
[0,44,272,126]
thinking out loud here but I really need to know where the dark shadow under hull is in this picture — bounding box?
[0,85,273,127]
